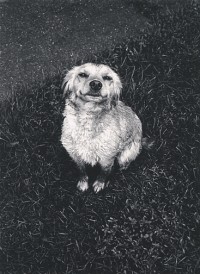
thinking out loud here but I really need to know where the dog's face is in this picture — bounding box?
[62,63,122,106]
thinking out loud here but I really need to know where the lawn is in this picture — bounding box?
[0,1,200,273]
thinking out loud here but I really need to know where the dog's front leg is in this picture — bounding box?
[93,163,113,193]
[77,164,89,192]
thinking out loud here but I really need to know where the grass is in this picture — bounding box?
[0,0,147,101]
[0,1,200,273]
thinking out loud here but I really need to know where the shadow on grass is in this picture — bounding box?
[0,1,200,273]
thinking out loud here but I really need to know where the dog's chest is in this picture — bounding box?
[63,110,115,165]
[65,111,104,146]
[75,112,103,138]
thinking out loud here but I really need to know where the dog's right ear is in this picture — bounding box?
[62,67,78,99]
[62,70,73,99]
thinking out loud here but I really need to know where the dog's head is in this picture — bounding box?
[62,63,122,108]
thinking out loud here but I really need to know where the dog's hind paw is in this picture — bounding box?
[93,180,105,193]
[77,178,89,192]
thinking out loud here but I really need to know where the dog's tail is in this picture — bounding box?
[142,137,154,150]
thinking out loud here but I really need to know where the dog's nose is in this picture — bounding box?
[89,80,102,91]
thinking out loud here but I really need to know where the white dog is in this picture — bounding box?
[61,63,142,193]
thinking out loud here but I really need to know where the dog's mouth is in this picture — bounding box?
[80,90,106,102]
[87,91,101,97]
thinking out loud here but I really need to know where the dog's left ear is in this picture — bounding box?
[110,74,122,108]
[62,66,79,98]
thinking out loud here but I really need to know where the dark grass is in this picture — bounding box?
[0,1,200,273]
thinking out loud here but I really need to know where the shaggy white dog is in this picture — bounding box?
[61,63,142,193]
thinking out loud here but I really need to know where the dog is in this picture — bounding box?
[61,63,142,193]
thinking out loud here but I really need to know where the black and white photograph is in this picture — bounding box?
[0,0,200,273]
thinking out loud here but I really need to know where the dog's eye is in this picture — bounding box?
[78,73,88,78]
[103,75,112,81]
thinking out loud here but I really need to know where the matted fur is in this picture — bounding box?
[61,63,142,193]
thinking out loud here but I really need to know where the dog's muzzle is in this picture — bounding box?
[85,80,103,97]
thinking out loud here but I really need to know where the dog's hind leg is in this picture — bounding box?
[117,140,141,170]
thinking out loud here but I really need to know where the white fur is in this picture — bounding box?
[61,63,142,192]
[93,181,105,193]
[77,178,89,192]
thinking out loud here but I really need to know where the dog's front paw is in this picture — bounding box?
[93,180,105,193]
[77,177,89,192]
